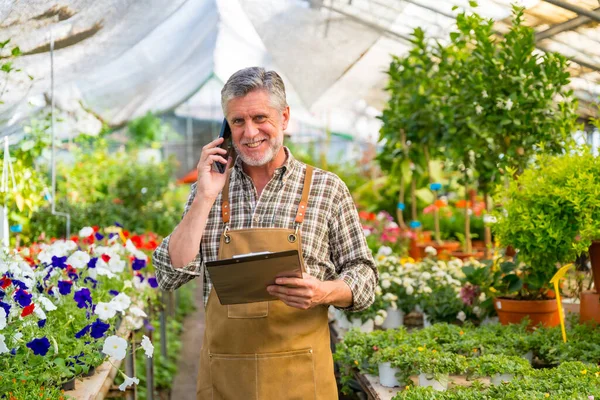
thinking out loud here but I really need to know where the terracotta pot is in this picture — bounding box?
[580,291,600,324]
[417,241,461,260]
[408,230,433,260]
[451,251,484,261]
[588,241,600,294]
[472,240,485,249]
[493,298,559,329]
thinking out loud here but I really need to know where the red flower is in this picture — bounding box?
[21,303,35,317]
[0,277,11,289]
[130,235,143,248]
[92,225,100,232]
[101,254,111,263]
[122,230,130,238]
[70,235,80,243]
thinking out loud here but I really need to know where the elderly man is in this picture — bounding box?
[153,66,377,399]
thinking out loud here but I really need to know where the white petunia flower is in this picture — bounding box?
[473,306,482,317]
[79,227,94,237]
[124,316,144,331]
[374,315,385,326]
[363,229,371,237]
[141,335,154,358]
[475,104,483,115]
[496,99,504,109]
[128,307,147,318]
[95,302,118,321]
[479,293,487,302]
[424,246,437,257]
[383,293,398,302]
[67,251,91,269]
[0,333,9,354]
[377,246,393,257]
[110,293,131,313]
[423,286,433,294]
[505,98,513,110]
[108,258,126,274]
[375,286,382,296]
[421,272,432,280]
[482,90,488,98]
[103,335,128,360]
[483,215,497,224]
[390,301,398,310]
[33,305,47,321]
[457,311,467,322]
[119,374,140,391]
[13,332,22,342]
[405,286,415,296]
[0,308,6,330]
[381,280,391,289]
[125,239,138,254]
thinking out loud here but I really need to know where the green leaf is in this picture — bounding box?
[1,62,13,73]
[452,5,459,10]
[0,39,10,49]
[11,46,21,56]
[500,119,511,126]
[469,1,478,7]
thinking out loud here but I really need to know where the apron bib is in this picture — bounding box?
[196,165,338,400]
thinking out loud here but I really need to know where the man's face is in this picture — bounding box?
[226,90,289,167]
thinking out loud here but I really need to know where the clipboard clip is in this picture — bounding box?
[288,224,300,243]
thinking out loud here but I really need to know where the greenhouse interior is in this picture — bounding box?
[1,0,600,399]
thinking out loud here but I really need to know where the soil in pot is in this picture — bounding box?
[580,291,600,324]
[417,241,460,260]
[493,298,559,329]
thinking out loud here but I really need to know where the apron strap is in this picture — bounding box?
[221,168,234,224]
[295,165,314,225]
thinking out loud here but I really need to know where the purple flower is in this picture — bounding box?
[144,319,155,332]
[460,285,480,306]
[38,319,47,328]
[90,319,110,339]
[36,282,45,293]
[88,257,98,269]
[0,289,4,300]
[114,222,123,228]
[95,232,105,241]
[67,271,79,281]
[51,256,68,269]
[83,277,98,289]
[148,277,158,288]
[75,324,91,339]
[108,233,119,240]
[0,300,11,315]
[11,279,28,290]
[109,290,119,297]
[26,337,51,356]
[14,290,32,307]
[58,280,73,296]
[74,288,92,309]
[132,258,146,271]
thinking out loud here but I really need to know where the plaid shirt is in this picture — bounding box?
[152,148,377,311]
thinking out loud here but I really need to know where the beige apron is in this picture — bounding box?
[196,165,338,400]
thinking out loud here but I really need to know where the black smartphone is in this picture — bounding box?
[215,118,232,173]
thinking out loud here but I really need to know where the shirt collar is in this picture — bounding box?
[233,146,299,182]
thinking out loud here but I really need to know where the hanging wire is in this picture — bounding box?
[49,29,71,238]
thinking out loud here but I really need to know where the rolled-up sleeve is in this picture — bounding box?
[329,180,378,311]
[152,183,204,291]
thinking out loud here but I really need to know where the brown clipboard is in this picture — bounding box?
[206,250,304,305]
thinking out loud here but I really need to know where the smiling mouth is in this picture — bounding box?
[244,139,266,148]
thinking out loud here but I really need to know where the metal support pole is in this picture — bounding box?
[160,300,168,359]
[125,336,136,400]
[145,309,154,400]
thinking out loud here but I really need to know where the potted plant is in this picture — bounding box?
[468,354,532,385]
[370,345,412,388]
[402,348,468,391]
[493,150,600,327]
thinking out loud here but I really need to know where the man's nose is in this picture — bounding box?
[243,121,259,138]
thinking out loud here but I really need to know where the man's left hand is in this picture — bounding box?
[267,273,330,310]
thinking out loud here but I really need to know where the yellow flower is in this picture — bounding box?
[544,394,549,398]
[473,348,478,353]
[595,371,599,377]
[581,369,587,375]
[459,330,465,335]
[489,287,497,293]
[417,347,424,352]
[405,385,410,391]
[354,360,359,366]
[432,349,437,353]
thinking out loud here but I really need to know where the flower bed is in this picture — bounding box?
[0,225,160,398]
[335,320,600,397]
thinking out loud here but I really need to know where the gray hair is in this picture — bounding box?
[221,67,288,115]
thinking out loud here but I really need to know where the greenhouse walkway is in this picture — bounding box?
[171,284,206,400]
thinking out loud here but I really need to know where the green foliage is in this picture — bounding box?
[468,354,531,377]
[493,150,600,298]
[127,112,167,148]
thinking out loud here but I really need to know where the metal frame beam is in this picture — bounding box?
[536,7,600,41]
[542,0,600,23]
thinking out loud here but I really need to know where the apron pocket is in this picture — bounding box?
[257,348,316,400]
[209,353,257,400]
[228,301,269,318]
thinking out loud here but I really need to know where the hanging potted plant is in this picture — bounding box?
[493,150,600,327]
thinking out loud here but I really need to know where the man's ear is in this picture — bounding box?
[281,106,290,131]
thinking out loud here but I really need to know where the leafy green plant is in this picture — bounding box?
[493,150,600,299]
[468,354,531,378]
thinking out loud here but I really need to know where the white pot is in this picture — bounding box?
[422,313,432,328]
[491,373,513,385]
[336,313,350,330]
[418,373,448,391]
[480,316,499,326]
[350,317,374,333]
[382,308,404,329]
[378,362,402,387]
[522,351,533,364]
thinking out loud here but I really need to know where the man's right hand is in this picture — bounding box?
[196,137,233,200]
